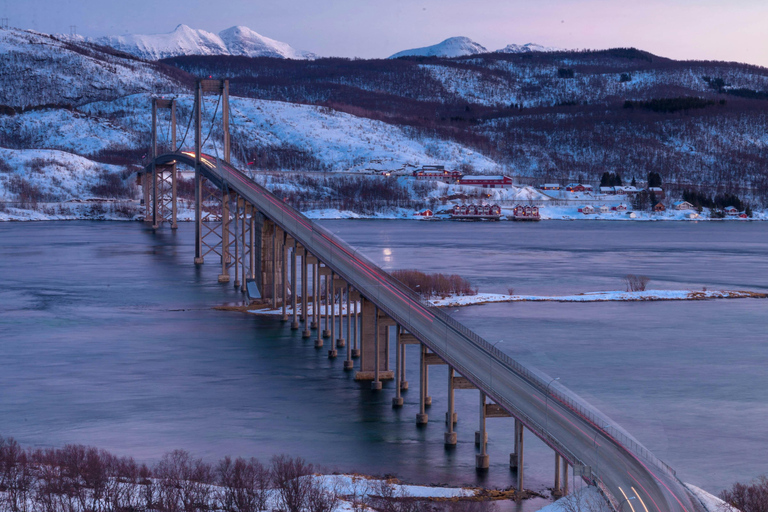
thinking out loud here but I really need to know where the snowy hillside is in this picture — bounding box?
[93,24,317,61]
[389,37,488,59]
[78,94,501,173]
[0,27,188,108]
[496,42,560,53]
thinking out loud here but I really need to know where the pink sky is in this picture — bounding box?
[6,0,768,66]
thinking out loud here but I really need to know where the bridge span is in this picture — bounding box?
[140,81,703,512]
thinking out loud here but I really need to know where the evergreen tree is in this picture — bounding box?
[631,176,637,187]
[647,172,662,188]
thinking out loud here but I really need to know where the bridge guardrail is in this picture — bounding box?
[217,159,678,482]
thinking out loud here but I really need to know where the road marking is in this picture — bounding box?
[619,486,637,512]
[632,486,650,512]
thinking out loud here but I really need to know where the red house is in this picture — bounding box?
[459,175,514,189]
[413,209,433,217]
[413,165,462,183]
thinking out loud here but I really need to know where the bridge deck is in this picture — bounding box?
[153,151,700,512]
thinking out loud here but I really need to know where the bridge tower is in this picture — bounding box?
[147,98,178,229]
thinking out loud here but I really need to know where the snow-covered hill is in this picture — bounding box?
[0,28,187,108]
[389,37,488,59]
[93,24,317,60]
[495,42,560,53]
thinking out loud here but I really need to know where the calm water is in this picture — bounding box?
[0,221,766,497]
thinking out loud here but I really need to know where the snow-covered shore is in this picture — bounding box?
[236,289,767,318]
[430,290,768,306]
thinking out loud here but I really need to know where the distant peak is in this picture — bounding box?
[389,36,488,59]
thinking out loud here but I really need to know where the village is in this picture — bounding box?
[404,165,754,221]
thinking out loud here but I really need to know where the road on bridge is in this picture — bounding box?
[162,152,701,512]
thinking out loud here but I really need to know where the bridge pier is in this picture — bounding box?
[315,269,324,348]
[328,272,338,358]
[281,232,288,319]
[355,298,393,382]
[311,262,319,330]
[476,392,489,470]
[511,419,525,491]
[444,367,457,445]
[301,249,310,338]
[290,244,298,329]
[351,294,360,358]
[344,285,354,370]
[416,344,429,424]
[323,273,331,338]
[554,453,562,496]
[563,462,569,495]
[336,280,346,348]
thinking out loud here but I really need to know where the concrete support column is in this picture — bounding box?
[323,275,331,338]
[392,327,403,407]
[371,306,382,390]
[563,463,569,495]
[416,344,428,425]
[271,226,277,308]
[281,234,288,320]
[515,420,525,491]
[315,272,324,349]
[249,213,255,279]
[400,340,408,390]
[329,273,337,357]
[311,263,319,330]
[290,246,298,330]
[351,298,360,357]
[444,367,457,446]
[425,364,431,406]
[218,190,230,283]
[301,250,310,338]
[336,285,346,348]
[328,277,338,358]
[344,285,353,370]
[476,392,489,470]
[554,453,562,496]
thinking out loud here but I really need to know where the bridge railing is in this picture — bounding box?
[217,159,677,481]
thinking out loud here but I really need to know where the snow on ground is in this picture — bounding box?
[685,483,737,512]
[80,93,502,174]
[0,147,126,202]
[534,486,604,512]
[0,107,139,156]
[243,289,765,318]
[428,290,767,307]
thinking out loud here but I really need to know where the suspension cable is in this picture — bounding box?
[175,95,195,152]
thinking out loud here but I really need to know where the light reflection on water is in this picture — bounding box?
[0,220,766,499]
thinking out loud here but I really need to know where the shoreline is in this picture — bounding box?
[226,289,767,318]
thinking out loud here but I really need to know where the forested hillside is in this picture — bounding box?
[164,50,768,201]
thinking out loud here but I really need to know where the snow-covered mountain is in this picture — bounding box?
[93,24,317,60]
[389,37,488,59]
[495,42,560,54]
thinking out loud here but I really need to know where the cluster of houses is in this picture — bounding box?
[412,166,514,188]
[512,204,540,221]
[450,203,502,220]
[539,183,665,197]
[578,204,629,214]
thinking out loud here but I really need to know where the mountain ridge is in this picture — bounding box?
[85,24,317,61]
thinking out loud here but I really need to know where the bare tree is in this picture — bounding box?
[271,455,315,512]
[719,476,768,512]
[218,456,271,512]
[624,274,651,292]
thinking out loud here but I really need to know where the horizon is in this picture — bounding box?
[3,0,768,67]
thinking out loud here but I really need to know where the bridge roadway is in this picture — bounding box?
[157,151,701,512]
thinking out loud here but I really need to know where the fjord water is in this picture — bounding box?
[1,221,765,496]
